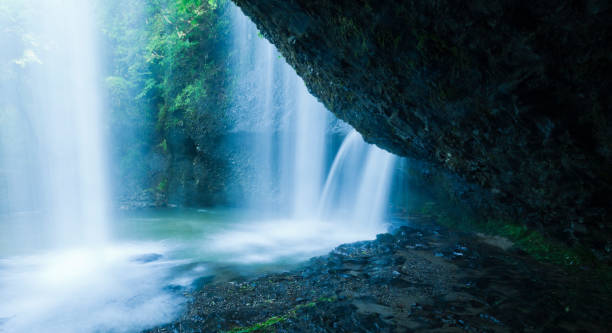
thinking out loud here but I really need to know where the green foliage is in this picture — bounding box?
[99,0,231,194]
[0,0,40,105]
[105,76,132,108]
[171,78,206,118]
[141,0,230,134]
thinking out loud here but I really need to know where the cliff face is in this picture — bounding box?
[232,0,612,254]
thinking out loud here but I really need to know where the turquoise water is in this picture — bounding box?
[0,208,384,332]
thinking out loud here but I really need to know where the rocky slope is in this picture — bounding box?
[231,0,612,256]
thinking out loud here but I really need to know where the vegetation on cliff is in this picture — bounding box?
[100,0,231,204]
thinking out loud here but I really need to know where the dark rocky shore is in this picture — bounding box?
[145,219,611,332]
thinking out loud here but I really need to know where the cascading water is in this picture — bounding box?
[228,5,330,215]
[210,5,397,262]
[0,0,108,247]
[291,79,328,219]
[36,0,109,246]
[318,130,397,230]
[0,3,402,331]
[0,2,187,332]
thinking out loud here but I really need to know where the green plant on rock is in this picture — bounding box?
[157,138,168,153]
[421,202,596,269]
[226,296,336,333]
[100,0,231,194]
[156,178,168,193]
[228,316,285,333]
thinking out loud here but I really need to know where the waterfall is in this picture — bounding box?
[292,80,328,218]
[318,130,397,230]
[0,0,108,247]
[229,5,396,231]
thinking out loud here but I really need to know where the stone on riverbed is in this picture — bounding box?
[131,253,163,263]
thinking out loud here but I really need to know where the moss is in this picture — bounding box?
[156,178,168,193]
[419,202,612,294]
[226,296,336,333]
[228,316,285,333]
[427,205,592,268]
[158,139,168,153]
[317,296,336,302]
[414,202,611,301]
[156,106,168,132]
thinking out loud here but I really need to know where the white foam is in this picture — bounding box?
[0,243,187,333]
[206,218,386,264]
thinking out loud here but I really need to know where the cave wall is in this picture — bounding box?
[231,0,612,255]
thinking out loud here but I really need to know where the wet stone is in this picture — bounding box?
[144,221,612,333]
[131,253,163,263]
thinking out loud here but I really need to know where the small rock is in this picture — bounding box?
[132,253,163,263]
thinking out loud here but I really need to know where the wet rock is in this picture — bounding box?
[232,0,612,257]
[145,221,612,333]
[131,253,163,263]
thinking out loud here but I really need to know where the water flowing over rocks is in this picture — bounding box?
[230,0,612,257]
[145,218,611,332]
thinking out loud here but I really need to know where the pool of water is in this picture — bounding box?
[0,208,385,332]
